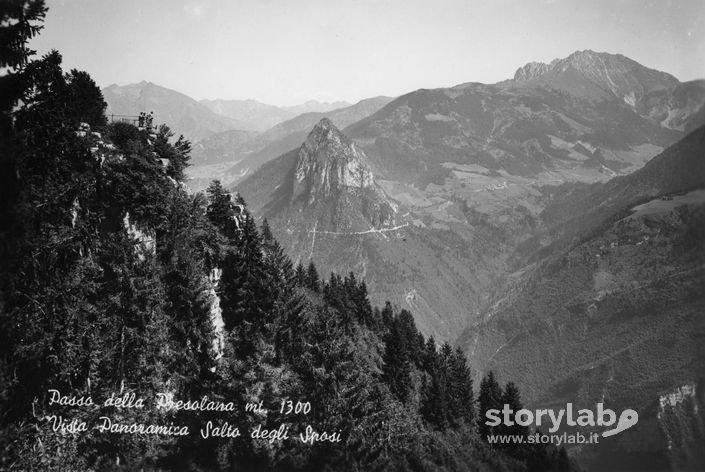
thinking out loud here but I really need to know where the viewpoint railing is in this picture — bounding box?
[107,113,158,132]
[108,114,140,126]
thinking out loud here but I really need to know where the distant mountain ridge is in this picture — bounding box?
[512,50,678,97]
[508,50,705,131]
[102,81,360,146]
[282,99,352,116]
[184,96,394,193]
[221,96,394,181]
[199,98,293,131]
[345,50,704,190]
[102,81,246,141]
[199,98,352,132]
[217,51,705,205]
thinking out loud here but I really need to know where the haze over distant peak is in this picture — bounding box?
[102,81,248,141]
[199,97,353,132]
[281,99,352,116]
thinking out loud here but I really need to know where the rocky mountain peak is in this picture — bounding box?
[562,50,678,104]
[512,50,680,107]
[293,119,375,202]
[303,117,341,147]
[554,50,671,81]
[513,61,552,81]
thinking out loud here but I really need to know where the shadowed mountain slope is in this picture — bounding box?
[457,127,705,471]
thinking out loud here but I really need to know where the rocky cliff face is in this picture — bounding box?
[640,80,705,132]
[235,118,397,232]
[513,61,553,81]
[293,118,375,203]
[657,383,705,471]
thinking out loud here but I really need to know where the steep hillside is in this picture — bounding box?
[343,52,701,196]
[457,128,705,471]
[639,80,705,132]
[190,128,258,164]
[518,126,705,263]
[348,85,679,189]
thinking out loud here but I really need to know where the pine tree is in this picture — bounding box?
[206,179,237,240]
[262,236,294,294]
[501,382,526,434]
[306,260,320,292]
[0,29,209,465]
[216,203,276,360]
[157,190,218,393]
[421,365,449,430]
[556,447,571,472]
[440,341,453,364]
[0,0,47,114]
[381,301,394,327]
[382,316,412,403]
[478,371,504,439]
[260,218,274,244]
[294,260,306,286]
[272,289,307,362]
[491,380,525,457]
[0,0,47,234]
[397,310,422,365]
[153,124,191,182]
[423,336,437,372]
[64,69,107,127]
[447,347,474,426]
[352,279,374,326]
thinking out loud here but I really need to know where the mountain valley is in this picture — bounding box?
[224,50,705,342]
[101,50,705,469]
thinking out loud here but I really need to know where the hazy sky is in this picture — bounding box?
[31,0,705,106]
